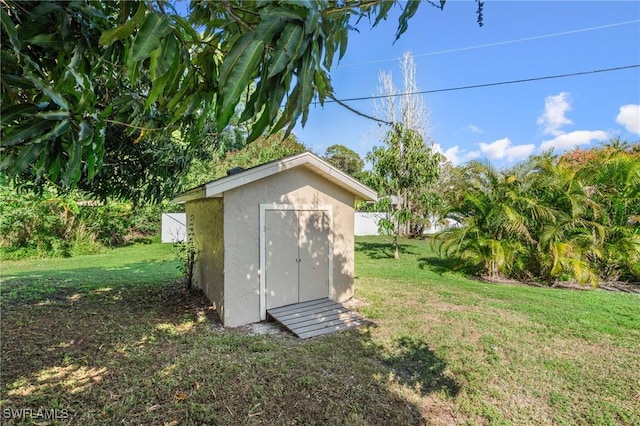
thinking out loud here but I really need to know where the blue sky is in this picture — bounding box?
[292,1,640,168]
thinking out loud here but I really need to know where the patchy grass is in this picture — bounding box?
[1,238,639,425]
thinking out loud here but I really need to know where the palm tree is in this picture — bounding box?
[438,160,547,278]
[586,151,640,280]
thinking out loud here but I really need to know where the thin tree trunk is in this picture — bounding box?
[393,234,399,259]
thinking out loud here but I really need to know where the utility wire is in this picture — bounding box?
[317,65,640,106]
[338,19,640,68]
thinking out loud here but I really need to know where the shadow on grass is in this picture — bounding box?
[418,255,479,276]
[1,259,460,424]
[355,241,418,259]
[381,334,460,397]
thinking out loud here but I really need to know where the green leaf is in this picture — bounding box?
[99,19,136,46]
[174,93,201,118]
[216,33,264,131]
[30,119,71,145]
[256,13,289,44]
[246,108,272,143]
[304,7,319,36]
[313,70,328,105]
[299,59,315,126]
[372,1,394,28]
[260,7,305,22]
[131,13,172,62]
[0,118,53,147]
[150,35,179,80]
[50,155,62,182]
[268,82,287,121]
[218,33,253,88]
[272,85,300,133]
[267,23,304,79]
[131,3,147,26]
[35,110,71,121]
[1,104,39,127]
[1,8,21,53]
[395,0,421,41]
[25,34,59,48]
[24,71,70,110]
[64,139,84,187]
[79,121,94,146]
[338,27,348,59]
[145,71,170,109]
[172,15,200,43]
[6,143,45,176]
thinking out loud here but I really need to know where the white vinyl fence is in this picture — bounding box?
[354,212,456,236]
[161,213,187,243]
[162,212,455,242]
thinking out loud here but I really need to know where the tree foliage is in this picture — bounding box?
[323,144,364,176]
[0,0,481,201]
[438,142,640,285]
[0,175,165,259]
[181,133,307,189]
[367,124,440,257]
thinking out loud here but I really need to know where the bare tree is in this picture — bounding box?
[374,51,430,138]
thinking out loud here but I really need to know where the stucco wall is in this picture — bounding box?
[185,198,224,319]
[223,166,356,327]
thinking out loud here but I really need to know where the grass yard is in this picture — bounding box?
[1,237,639,425]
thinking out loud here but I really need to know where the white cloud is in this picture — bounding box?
[468,124,483,134]
[464,150,481,162]
[540,130,609,151]
[443,146,462,165]
[479,137,535,162]
[537,92,572,136]
[479,138,510,160]
[505,144,535,162]
[616,104,640,135]
[433,143,479,166]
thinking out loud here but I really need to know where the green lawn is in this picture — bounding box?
[1,237,639,425]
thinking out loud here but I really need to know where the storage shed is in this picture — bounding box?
[172,152,377,327]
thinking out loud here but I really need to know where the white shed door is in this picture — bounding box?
[298,210,330,302]
[265,210,330,310]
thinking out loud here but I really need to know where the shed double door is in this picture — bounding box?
[265,210,330,310]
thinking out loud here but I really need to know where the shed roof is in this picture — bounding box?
[172,151,377,204]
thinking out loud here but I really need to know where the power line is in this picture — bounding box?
[338,19,640,68]
[318,65,640,105]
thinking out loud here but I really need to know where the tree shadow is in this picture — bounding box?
[355,241,418,259]
[418,255,479,276]
[1,259,460,424]
[379,334,460,397]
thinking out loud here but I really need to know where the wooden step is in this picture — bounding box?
[267,298,368,339]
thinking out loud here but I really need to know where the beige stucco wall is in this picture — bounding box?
[222,166,356,327]
[185,198,225,319]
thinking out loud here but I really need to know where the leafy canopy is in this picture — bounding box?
[0,0,483,201]
[323,144,364,176]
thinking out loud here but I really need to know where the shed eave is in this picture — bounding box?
[172,187,206,204]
